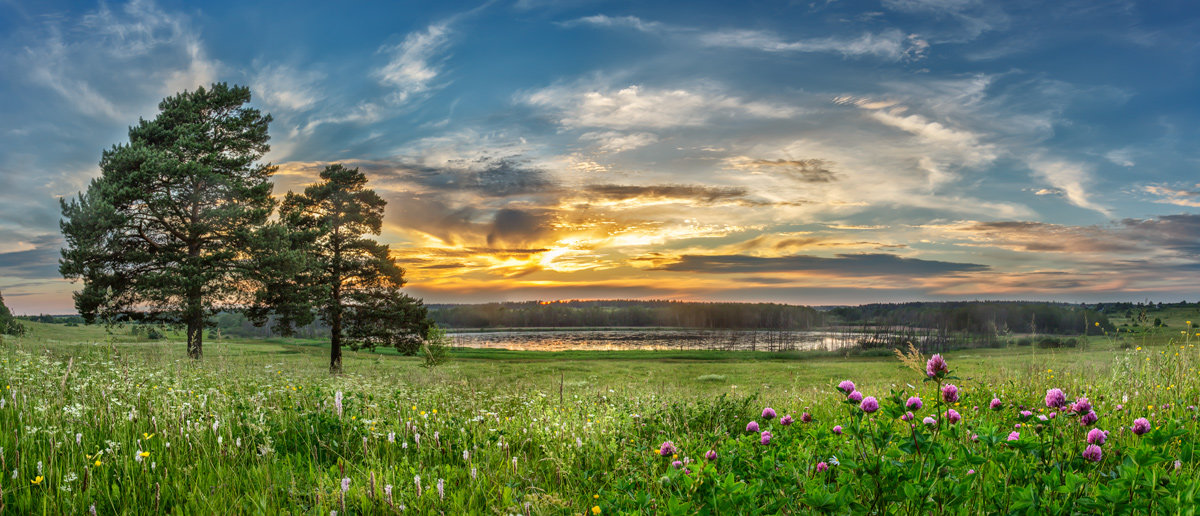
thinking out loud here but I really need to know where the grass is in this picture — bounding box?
[1,321,1197,513]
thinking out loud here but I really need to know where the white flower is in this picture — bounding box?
[388,432,395,443]
[341,477,350,493]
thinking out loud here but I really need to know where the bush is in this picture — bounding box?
[420,325,450,368]
[1034,336,1077,349]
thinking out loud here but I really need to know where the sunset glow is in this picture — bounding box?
[1,1,1198,312]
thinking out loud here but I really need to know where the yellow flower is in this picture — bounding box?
[143,432,155,440]
[594,494,600,499]
[592,506,602,515]
[411,405,417,411]
[139,451,150,458]
[31,475,43,485]
[94,460,102,467]
[432,409,438,414]
[420,411,426,416]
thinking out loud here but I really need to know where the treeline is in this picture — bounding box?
[830,301,1114,335]
[429,300,822,329]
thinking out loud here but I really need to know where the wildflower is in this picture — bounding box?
[762,407,776,420]
[705,449,718,461]
[592,506,602,515]
[76,433,82,445]
[906,396,923,411]
[334,391,344,417]
[833,425,843,435]
[902,412,914,421]
[990,398,1002,410]
[136,450,149,462]
[926,354,948,378]
[816,461,829,473]
[829,456,840,466]
[1020,410,1033,418]
[1087,428,1108,445]
[340,477,350,493]
[437,478,444,501]
[1080,411,1098,426]
[31,475,43,485]
[1044,388,1067,409]
[672,460,683,469]
[860,396,879,413]
[760,431,772,445]
[923,416,937,426]
[967,469,976,475]
[659,441,676,457]
[471,467,477,480]
[1132,418,1151,435]
[387,432,395,443]
[801,412,813,423]
[945,409,961,424]
[94,460,102,467]
[415,475,421,496]
[384,484,393,504]
[1007,431,1020,441]
[837,380,856,393]
[1083,444,1103,462]
[1073,397,1092,414]
[847,391,864,403]
[941,384,959,404]
[746,421,760,432]
[780,414,794,426]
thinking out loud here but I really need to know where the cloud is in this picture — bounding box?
[578,131,659,152]
[579,184,750,204]
[525,84,800,130]
[375,22,452,104]
[562,14,929,61]
[699,29,929,61]
[252,63,325,112]
[15,0,219,121]
[1142,184,1200,208]
[397,157,556,198]
[559,14,665,32]
[1027,157,1109,215]
[724,157,838,183]
[0,234,63,280]
[643,252,988,276]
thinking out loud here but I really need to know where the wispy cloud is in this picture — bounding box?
[1143,184,1200,208]
[525,83,800,130]
[1027,157,1109,215]
[375,22,453,104]
[700,29,929,61]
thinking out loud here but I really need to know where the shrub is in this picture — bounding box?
[420,325,450,368]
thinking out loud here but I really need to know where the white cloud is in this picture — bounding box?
[578,131,659,152]
[17,0,219,121]
[560,15,665,32]
[525,84,800,130]
[1104,148,1135,167]
[699,28,928,61]
[1028,157,1109,215]
[253,63,326,112]
[375,22,452,104]
[1143,184,1200,208]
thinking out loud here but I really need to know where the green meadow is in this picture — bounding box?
[2,320,1199,514]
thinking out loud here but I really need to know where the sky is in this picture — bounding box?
[1,0,1199,314]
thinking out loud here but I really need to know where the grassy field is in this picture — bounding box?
[2,321,1198,513]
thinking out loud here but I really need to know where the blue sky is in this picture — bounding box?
[1,0,1199,313]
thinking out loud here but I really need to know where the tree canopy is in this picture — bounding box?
[59,83,280,358]
[274,164,429,372]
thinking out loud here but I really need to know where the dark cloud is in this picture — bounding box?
[650,252,988,275]
[393,157,555,197]
[487,209,557,247]
[742,158,838,183]
[1120,214,1200,257]
[582,184,750,204]
[0,234,63,280]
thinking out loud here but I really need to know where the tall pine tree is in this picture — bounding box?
[277,164,429,373]
[60,83,278,359]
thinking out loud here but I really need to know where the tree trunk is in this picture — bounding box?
[330,310,342,373]
[186,306,203,359]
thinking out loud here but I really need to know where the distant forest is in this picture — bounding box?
[830,301,1116,335]
[428,300,824,329]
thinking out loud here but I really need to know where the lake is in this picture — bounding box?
[445,328,875,352]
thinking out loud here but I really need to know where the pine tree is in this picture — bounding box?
[277,164,429,373]
[59,83,277,359]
